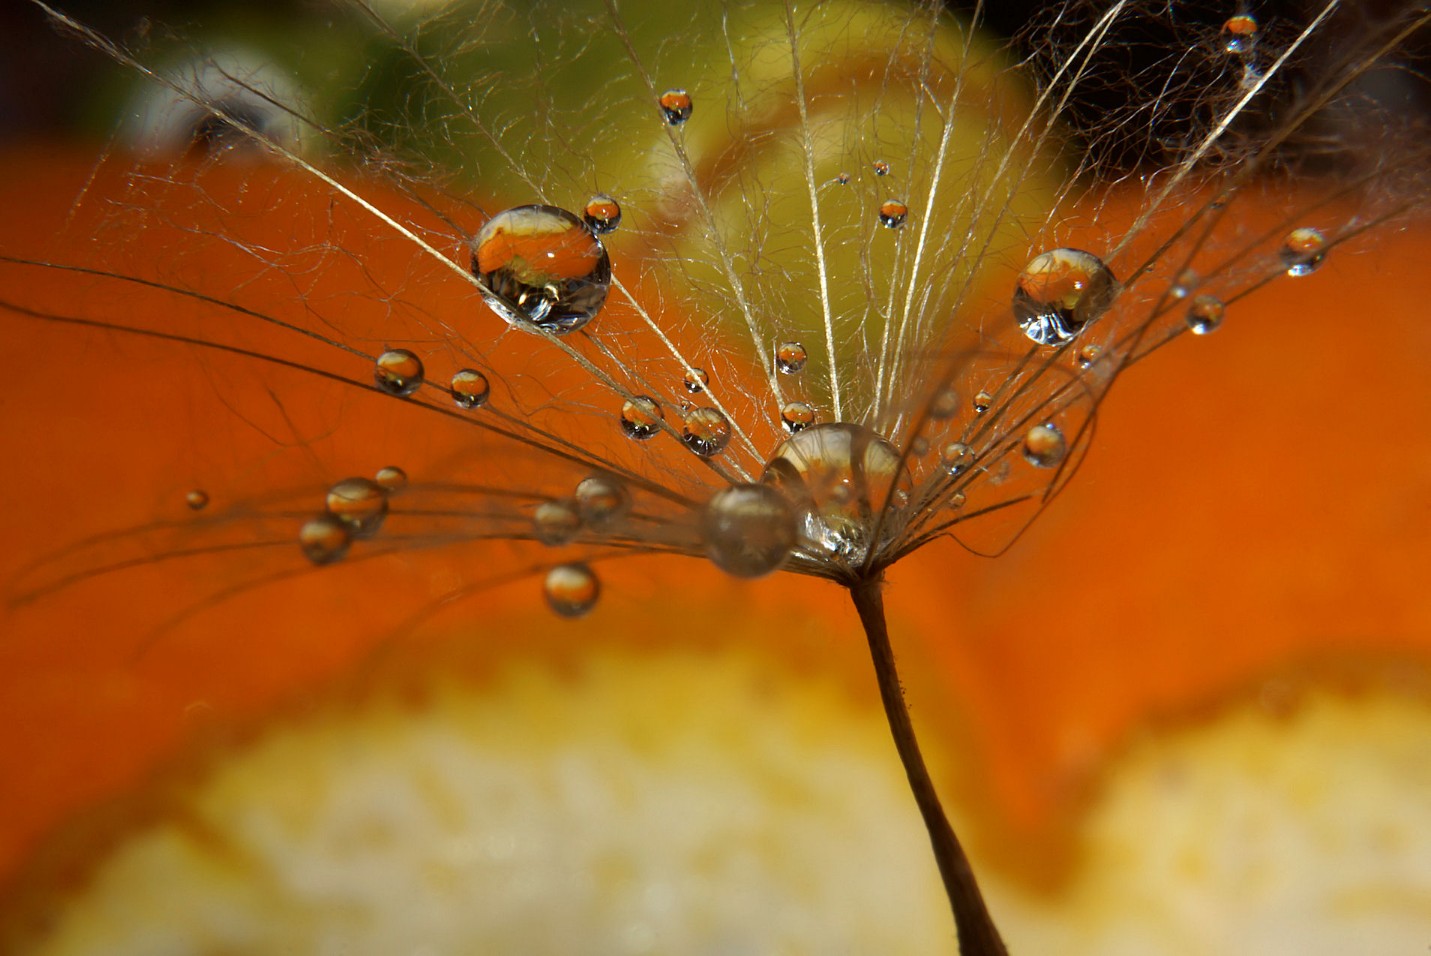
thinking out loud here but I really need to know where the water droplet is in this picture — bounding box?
[374,466,408,493]
[1171,268,1199,299]
[470,205,612,334]
[683,367,709,393]
[1221,15,1259,54]
[575,475,630,528]
[835,172,851,186]
[449,368,491,409]
[872,160,890,176]
[658,89,693,125]
[910,436,930,457]
[681,408,732,457]
[533,500,582,546]
[1076,343,1103,369]
[878,200,908,229]
[780,401,816,433]
[776,341,807,374]
[299,514,350,566]
[1022,423,1067,468]
[1012,248,1117,345]
[939,441,973,476]
[325,476,389,537]
[582,194,622,234]
[973,391,993,414]
[928,387,960,420]
[185,489,209,511]
[949,491,967,509]
[762,423,911,564]
[374,348,424,397]
[1280,227,1327,276]
[620,395,664,440]
[544,563,600,617]
[701,484,798,578]
[1186,294,1226,335]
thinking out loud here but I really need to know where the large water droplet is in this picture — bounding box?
[620,395,664,441]
[185,489,209,511]
[374,466,408,493]
[682,408,732,457]
[575,475,630,528]
[471,205,611,334]
[658,89,693,125]
[325,476,389,537]
[762,423,911,564]
[544,563,600,617]
[299,514,350,565]
[878,200,908,229]
[780,402,815,434]
[1022,423,1067,468]
[1012,248,1117,345]
[1221,15,1259,54]
[1280,227,1327,277]
[449,368,491,409]
[776,341,807,374]
[702,484,798,578]
[939,441,973,476]
[582,194,622,234]
[1186,294,1225,335]
[374,348,424,397]
[683,367,709,394]
[533,500,581,546]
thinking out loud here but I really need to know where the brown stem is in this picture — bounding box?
[849,575,1008,956]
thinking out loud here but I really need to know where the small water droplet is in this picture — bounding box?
[1022,423,1067,468]
[910,436,930,457]
[658,89,693,125]
[776,341,807,374]
[325,476,389,537]
[582,194,622,234]
[1012,248,1117,345]
[533,500,581,545]
[939,441,973,476]
[1171,269,1199,299]
[449,368,491,409]
[973,391,993,414]
[620,395,664,440]
[878,200,908,228]
[374,348,424,397]
[299,514,351,565]
[780,401,816,433]
[683,368,709,393]
[575,475,630,528]
[949,491,966,509]
[374,466,408,493]
[185,489,209,511]
[1076,343,1103,369]
[872,160,890,176]
[835,172,851,186]
[928,387,959,420]
[1221,15,1259,54]
[544,563,600,617]
[701,484,798,578]
[471,205,612,334]
[1186,294,1225,335]
[1280,227,1327,277]
[681,408,732,457]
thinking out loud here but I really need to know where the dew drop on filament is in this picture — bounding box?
[325,477,389,538]
[533,500,581,546]
[683,368,709,394]
[780,401,816,434]
[374,466,408,493]
[776,341,808,374]
[581,194,622,234]
[449,368,491,409]
[471,205,612,334]
[658,89,693,125]
[973,391,993,414]
[1186,294,1226,335]
[544,563,600,617]
[1280,227,1327,277]
[701,484,798,578]
[574,475,630,528]
[620,395,664,440]
[374,348,424,397]
[1022,423,1067,469]
[185,489,209,511]
[1012,248,1117,346]
[1076,343,1103,369]
[878,200,908,228]
[939,441,973,476]
[872,160,890,176]
[299,514,351,566]
[1221,15,1259,55]
[681,408,732,458]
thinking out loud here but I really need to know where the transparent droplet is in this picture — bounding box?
[620,395,664,440]
[533,500,581,546]
[470,205,612,334]
[1186,294,1226,335]
[910,436,930,457]
[948,491,967,509]
[701,484,798,578]
[1221,15,1259,54]
[1012,248,1117,345]
[939,441,974,476]
[683,367,709,394]
[1076,343,1103,369]
[325,476,389,538]
[374,466,408,493]
[1170,268,1199,299]
[1280,227,1327,277]
[374,348,424,397]
[780,401,816,434]
[973,390,993,414]
[878,200,908,229]
[681,408,732,457]
[835,172,851,186]
[575,475,630,528]
[658,89,693,125]
[872,160,890,176]
[928,387,960,420]
[776,341,807,374]
[449,368,491,409]
[582,194,622,234]
[762,423,912,564]
[299,514,350,566]
[544,563,600,618]
[1022,423,1067,469]
[184,489,209,511]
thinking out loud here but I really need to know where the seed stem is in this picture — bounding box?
[849,575,1008,956]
